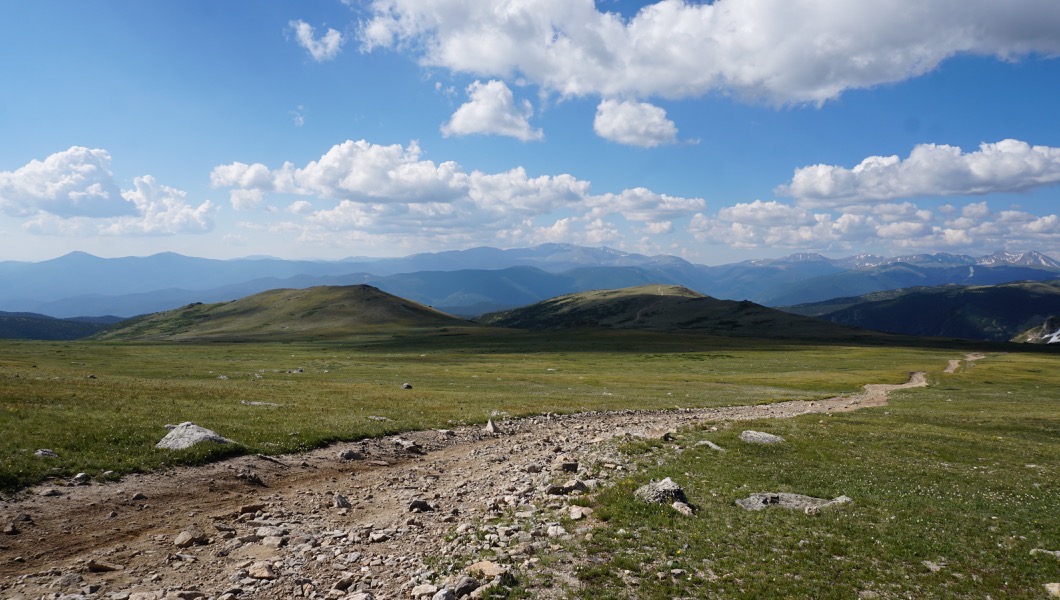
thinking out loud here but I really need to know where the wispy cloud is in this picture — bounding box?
[290,19,344,62]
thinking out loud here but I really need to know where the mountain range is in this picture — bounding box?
[1,245,1057,320]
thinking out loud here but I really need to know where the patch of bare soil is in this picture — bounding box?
[944,352,987,374]
[1,369,932,599]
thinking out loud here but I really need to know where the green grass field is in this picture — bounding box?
[567,351,1060,598]
[1,332,960,492]
[1,331,1057,597]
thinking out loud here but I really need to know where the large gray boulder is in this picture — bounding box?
[156,422,235,450]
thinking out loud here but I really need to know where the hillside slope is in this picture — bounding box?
[476,284,883,340]
[0,312,120,340]
[92,285,469,342]
[799,281,1060,342]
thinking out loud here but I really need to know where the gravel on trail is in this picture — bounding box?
[0,371,929,599]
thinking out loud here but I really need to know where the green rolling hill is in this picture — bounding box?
[92,285,471,342]
[476,284,887,341]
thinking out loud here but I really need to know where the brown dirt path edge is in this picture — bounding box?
[0,363,948,599]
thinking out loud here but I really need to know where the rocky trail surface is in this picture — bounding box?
[1,367,937,600]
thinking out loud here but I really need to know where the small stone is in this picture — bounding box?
[565,479,588,493]
[569,506,594,520]
[347,593,375,600]
[131,492,148,501]
[334,494,352,509]
[694,440,725,452]
[1044,583,1060,598]
[72,472,91,485]
[86,558,123,572]
[557,461,578,473]
[39,488,62,497]
[1031,548,1060,559]
[547,525,567,537]
[672,501,695,516]
[332,575,356,591]
[401,382,413,389]
[35,449,58,458]
[484,420,503,435]
[368,531,389,543]
[739,430,785,444]
[174,530,206,548]
[238,503,264,514]
[922,560,945,573]
[409,499,435,512]
[2,522,18,535]
[410,583,438,598]
[466,560,510,580]
[432,589,456,600]
[396,439,425,455]
[338,449,363,461]
[449,576,479,597]
[247,561,277,580]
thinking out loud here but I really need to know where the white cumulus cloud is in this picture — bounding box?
[359,0,1060,105]
[211,139,706,250]
[593,99,678,147]
[442,80,544,141]
[290,19,345,62]
[779,139,1060,207]
[0,146,132,218]
[2,147,213,237]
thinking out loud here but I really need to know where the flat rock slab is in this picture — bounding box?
[736,492,851,513]
[740,430,785,444]
[156,422,235,450]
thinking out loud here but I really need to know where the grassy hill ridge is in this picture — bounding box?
[476,284,887,341]
[92,284,469,342]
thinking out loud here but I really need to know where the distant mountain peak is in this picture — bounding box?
[777,252,830,262]
[977,250,1060,269]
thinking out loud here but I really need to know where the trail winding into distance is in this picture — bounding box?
[0,357,976,599]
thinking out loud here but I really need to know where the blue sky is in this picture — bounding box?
[2,0,1059,265]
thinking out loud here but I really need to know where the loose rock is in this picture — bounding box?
[735,492,852,513]
[739,430,785,444]
[247,561,277,580]
[86,558,123,572]
[634,477,688,505]
[156,422,235,450]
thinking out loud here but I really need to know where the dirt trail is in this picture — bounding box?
[944,352,987,374]
[0,365,943,599]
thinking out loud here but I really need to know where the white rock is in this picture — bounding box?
[739,430,785,444]
[156,422,234,450]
